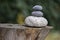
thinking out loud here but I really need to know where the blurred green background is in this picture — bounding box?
[0,0,60,40]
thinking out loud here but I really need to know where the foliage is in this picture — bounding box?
[0,0,18,23]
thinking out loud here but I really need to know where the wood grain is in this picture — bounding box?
[0,24,53,40]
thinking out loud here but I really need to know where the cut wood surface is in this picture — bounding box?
[0,24,53,29]
[0,24,53,40]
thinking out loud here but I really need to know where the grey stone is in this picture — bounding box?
[32,11,43,17]
[33,5,43,11]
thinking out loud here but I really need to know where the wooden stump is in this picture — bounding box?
[0,24,53,40]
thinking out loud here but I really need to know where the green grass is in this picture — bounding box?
[45,31,60,40]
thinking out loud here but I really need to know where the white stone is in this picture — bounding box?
[25,16,48,27]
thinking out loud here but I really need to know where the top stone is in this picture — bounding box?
[33,5,43,11]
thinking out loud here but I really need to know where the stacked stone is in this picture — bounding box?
[25,5,48,27]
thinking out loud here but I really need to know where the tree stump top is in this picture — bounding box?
[0,24,53,29]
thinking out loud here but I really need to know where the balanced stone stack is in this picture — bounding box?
[25,5,48,27]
